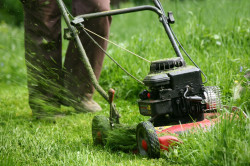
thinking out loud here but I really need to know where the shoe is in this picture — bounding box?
[73,98,102,113]
[60,91,102,113]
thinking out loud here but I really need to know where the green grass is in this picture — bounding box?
[0,0,250,165]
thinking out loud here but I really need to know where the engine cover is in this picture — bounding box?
[138,64,207,126]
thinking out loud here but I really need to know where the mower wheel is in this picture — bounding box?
[136,121,160,158]
[92,115,110,145]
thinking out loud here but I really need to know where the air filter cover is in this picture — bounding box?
[150,57,185,72]
[143,73,170,87]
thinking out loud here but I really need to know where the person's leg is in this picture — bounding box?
[23,0,62,117]
[64,0,111,112]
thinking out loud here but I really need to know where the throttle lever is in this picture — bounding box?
[167,11,175,24]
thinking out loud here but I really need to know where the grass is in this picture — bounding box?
[0,0,250,165]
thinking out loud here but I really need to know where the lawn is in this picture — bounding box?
[0,0,249,165]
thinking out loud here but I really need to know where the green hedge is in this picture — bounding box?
[0,0,24,26]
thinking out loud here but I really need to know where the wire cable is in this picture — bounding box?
[80,25,145,85]
[83,27,151,63]
[62,2,145,84]
[169,26,208,84]
[63,2,150,63]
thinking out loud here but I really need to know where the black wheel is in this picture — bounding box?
[92,115,110,145]
[136,121,160,158]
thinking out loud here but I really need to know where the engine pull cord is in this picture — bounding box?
[63,2,150,63]
[62,2,145,84]
[63,1,207,84]
[83,27,151,63]
[81,25,145,85]
[80,19,207,83]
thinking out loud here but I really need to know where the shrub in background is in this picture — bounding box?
[0,0,23,26]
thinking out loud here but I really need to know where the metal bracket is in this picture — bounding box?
[64,18,84,40]
[167,11,175,24]
[184,85,203,101]
[71,17,84,25]
[64,28,74,40]
[64,27,81,40]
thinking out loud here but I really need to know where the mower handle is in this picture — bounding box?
[75,5,162,19]
[57,0,120,124]
[73,1,185,61]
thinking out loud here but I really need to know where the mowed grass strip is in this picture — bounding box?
[0,85,167,165]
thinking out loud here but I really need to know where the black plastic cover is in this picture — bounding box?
[138,99,172,116]
[168,66,202,90]
[143,73,170,87]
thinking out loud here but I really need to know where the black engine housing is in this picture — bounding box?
[138,58,207,126]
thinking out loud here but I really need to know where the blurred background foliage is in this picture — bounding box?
[0,0,24,26]
[0,0,152,26]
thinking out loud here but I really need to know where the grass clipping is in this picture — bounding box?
[105,124,137,152]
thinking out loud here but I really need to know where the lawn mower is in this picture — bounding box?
[57,0,222,158]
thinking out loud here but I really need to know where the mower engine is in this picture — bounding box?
[138,57,221,127]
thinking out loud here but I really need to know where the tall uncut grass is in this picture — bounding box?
[0,0,249,165]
